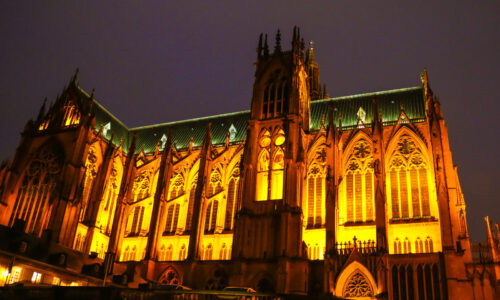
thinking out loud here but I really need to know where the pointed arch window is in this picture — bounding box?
[425,237,434,253]
[179,244,186,260]
[96,160,122,235]
[415,237,424,253]
[343,139,374,223]
[164,203,180,234]
[128,206,145,236]
[62,101,81,127]
[132,170,152,202]
[271,148,284,200]
[388,134,433,220]
[257,128,285,201]
[185,180,197,231]
[257,149,270,201]
[205,200,219,233]
[169,172,185,200]
[404,237,411,254]
[262,80,289,118]
[9,143,63,235]
[394,238,402,254]
[306,163,325,228]
[208,167,223,197]
[225,168,240,230]
[78,147,99,223]
[220,243,228,260]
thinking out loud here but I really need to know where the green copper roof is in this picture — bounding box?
[77,85,426,154]
[310,86,425,130]
[130,111,250,154]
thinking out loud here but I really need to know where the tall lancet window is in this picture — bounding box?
[343,138,375,223]
[62,100,81,127]
[262,76,289,118]
[387,134,432,220]
[95,158,123,235]
[185,173,197,231]
[204,200,219,233]
[165,203,180,234]
[79,146,99,222]
[225,167,240,230]
[256,128,285,201]
[306,146,326,227]
[9,142,63,235]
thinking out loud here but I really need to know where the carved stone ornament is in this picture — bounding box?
[397,135,416,155]
[353,140,371,159]
[309,165,321,175]
[343,271,374,297]
[315,147,327,164]
[391,156,404,168]
[27,144,63,178]
[133,170,151,193]
[348,161,360,171]
[410,154,424,166]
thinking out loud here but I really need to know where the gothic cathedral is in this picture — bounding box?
[0,28,498,299]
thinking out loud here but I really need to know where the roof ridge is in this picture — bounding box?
[312,86,422,104]
[77,86,130,129]
[129,110,251,131]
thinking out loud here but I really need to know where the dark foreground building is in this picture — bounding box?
[0,28,498,299]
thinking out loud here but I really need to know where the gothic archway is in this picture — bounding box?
[335,261,377,299]
[158,266,181,285]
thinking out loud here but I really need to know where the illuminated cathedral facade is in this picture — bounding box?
[0,28,498,299]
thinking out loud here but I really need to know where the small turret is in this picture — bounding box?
[257,33,263,59]
[263,34,269,57]
[305,41,322,100]
[274,29,281,54]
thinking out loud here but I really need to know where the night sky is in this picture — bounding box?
[0,1,498,241]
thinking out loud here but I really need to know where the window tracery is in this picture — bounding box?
[9,142,63,235]
[169,171,185,200]
[132,170,152,202]
[256,129,285,201]
[388,134,432,220]
[343,138,374,223]
[208,167,223,197]
[343,271,374,297]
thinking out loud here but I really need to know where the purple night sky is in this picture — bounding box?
[0,1,498,240]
